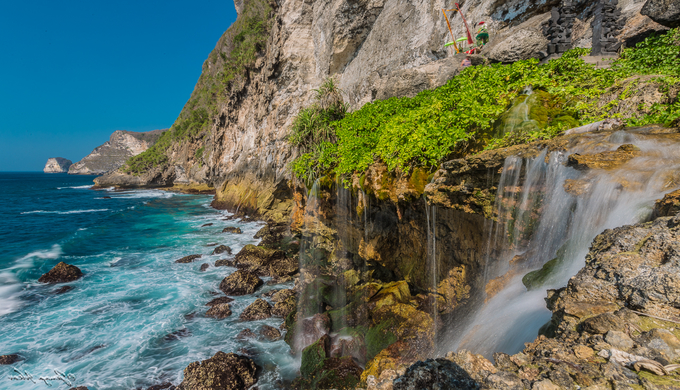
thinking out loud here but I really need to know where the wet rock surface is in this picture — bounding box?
[176,351,258,390]
[205,303,232,319]
[567,144,642,171]
[214,259,237,267]
[205,296,234,306]
[233,244,297,278]
[222,227,242,234]
[219,270,263,296]
[38,262,83,284]
[259,325,281,341]
[54,285,74,294]
[175,254,202,264]
[392,358,480,390]
[147,383,175,390]
[211,245,232,255]
[239,298,272,321]
[398,212,680,389]
[0,354,20,365]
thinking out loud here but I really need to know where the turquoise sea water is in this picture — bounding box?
[0,173,295,389]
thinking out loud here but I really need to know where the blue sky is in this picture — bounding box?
[0,0,237,171]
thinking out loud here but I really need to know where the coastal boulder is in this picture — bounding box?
[641,0,680,28]
[259,325,281,341]
[38,262,83,284]
[177,351,258,390]
[206,303,233,319]
[219,270,263,296]
[234,244,290,276]
[215,259,237,267]
[0,354,20,365]
[222,227,242,234]
[212,245,232,255]
[175,254,202,264]
[392,359,480,390]
[239,298,272,321]
[205,296,234,306]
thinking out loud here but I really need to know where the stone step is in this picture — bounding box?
[580,55,618,69]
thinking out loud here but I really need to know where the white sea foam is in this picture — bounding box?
[57,185,93,190]
[0,272,22,317]
[112,190,175,199]
[21,209,109,215]
[17,244,63,263]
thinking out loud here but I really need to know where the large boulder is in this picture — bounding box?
[175,254,202,264]
[233,244,297,277]
[211,245,232,255]
[239,299,272,321]
[641,0,680,28]
[38,262,83,284]
[205,303,232,319]
[177,352,258,390]
[484,14,550,63]
[219,270,263,296]
[392,359,480,390]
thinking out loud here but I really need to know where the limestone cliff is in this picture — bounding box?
[69,129,166,175]
[43,157,72,173]
[94,0,665,221]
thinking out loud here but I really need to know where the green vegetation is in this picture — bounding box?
[291,29,680,183]
[289,78,349,185]
[122,0,274,174]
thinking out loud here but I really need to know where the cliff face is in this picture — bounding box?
[94,0,664,219]
[69,130,166,175]
[43,157,72,173]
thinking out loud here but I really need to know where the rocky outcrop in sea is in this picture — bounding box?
[43,157,72,173]
[68,129,166,175]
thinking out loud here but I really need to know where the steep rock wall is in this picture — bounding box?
[95,0,663,220]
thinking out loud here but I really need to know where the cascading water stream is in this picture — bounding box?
[442,128,680,358]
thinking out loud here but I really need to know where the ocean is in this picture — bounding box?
[0,172,296,389]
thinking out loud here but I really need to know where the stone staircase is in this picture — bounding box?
[580,55,619,69]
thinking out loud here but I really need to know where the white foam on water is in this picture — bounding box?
[112,190,175,199]
[0,272,22,317]
[21,209,109,215]
[57,185,93,190]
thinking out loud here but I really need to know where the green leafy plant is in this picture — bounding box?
[289,29,679,183]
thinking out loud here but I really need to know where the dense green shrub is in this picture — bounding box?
[291,28,680,183]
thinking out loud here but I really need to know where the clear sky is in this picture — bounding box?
[0,0,237,171]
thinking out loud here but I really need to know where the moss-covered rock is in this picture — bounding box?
[522,257,561,291]
[301,335,330,378]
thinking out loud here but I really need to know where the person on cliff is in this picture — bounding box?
[461,55,472,68]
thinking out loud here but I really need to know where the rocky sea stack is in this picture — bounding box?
[43,157,73,173]
[38,262,83,284]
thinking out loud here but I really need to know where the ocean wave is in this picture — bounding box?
[112,190,175,199]
[21,209,109,215]
[16,244,63,263]
[0,272,22,317]
[57,185,93,190]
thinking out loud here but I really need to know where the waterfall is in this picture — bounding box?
[443,128,680,358]
[498,86,539,138]
[425,202,438,348]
